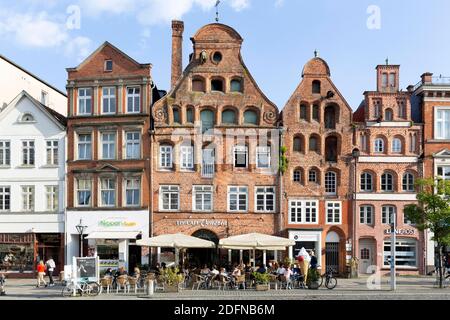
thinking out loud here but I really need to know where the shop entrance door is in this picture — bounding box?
[187,230,219,267]
[325,242,339,274]
[359,239,375,274]
[128,245,142,272]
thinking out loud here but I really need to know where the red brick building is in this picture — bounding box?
[281,54,354,274]
[353,63,424,275]
[151,21,280,266]
[65,42,157,271]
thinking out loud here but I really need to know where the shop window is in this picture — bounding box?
[383,239,417,268]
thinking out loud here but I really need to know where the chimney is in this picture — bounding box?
[171,20,184,89]
[421,72,433,85]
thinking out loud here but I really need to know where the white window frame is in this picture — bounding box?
[255,186,276,213]
[309,170,318,183]
[227,186,248,212]
[233,146,248,168]
[0,140,10,167]
[180,146,194,170]
[326,201,342,225]
[374,138,384,153]
[437,165,450,181]
[22,140,35,166]
[101,132,116,160]
[293,170,301,182]
[125,131,141,160]
[383,239,417,269]
[76,178,92,207]
[256,146,271,169]
[102,87,116,114]
[325,171,337,195]
[402,173,415,192]
[160,185,180,211]
[435,107,450,140]
[382,205,396,225]
[77,133,92,160]
[360,172,374,192]
[21,186,34,212]
[392,138,402,154]
[159,145,173,169]
[0,186,11,211]
[359,205,374,225]
[45,185,58,212]
[381,173,394,192]
[127,87,141,114]
[100,178,116,207]
[104,60,113,72]
[288,200,318,224]
[193,185,213,212]
[78,88,92,115]
[41,90,48,106]
[46,140,59,166]
[124,178,141,207]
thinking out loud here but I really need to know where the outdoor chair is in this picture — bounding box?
[218,275,232,290]
[127,277,139,294]
[235,275,246,290]
[155,275,165,292]
[269,274,279,290]
[116,275,129,294]
[279,275,293,290]
[99,277,113,294]
[192,274,207,290]
[294,274,306,289]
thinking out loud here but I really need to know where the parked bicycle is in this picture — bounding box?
[318,268,337,290]
[62,278,100,297]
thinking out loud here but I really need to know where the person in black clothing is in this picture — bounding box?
[256,264,267,274]
[309,251,318,270]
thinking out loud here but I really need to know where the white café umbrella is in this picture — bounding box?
[137,234,216,266]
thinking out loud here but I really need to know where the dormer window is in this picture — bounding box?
[104,60,113,72]
[21,113,35,122]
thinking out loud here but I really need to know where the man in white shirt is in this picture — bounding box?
[45,257,56,287]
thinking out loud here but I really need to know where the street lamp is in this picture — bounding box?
[351,148,360,277]
[75,219,87,257]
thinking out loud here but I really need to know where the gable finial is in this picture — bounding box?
[386,57,389,65]
[215,0,221,22]
[314,49,318,58]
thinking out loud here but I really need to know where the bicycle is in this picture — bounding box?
[318,267,337,290]
[62,279,100,297]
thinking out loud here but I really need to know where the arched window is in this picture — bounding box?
[381,172,394,192]
[244,110,258,125]
[293,136,304,153]
[300,104,308,120]
[172,107,181,124]
[293,170,302,183]
[325,136,338,162]
[392,138,402,154]
[222,109,237,125]
[382,205,396,224]
[325,171,337,195]
[309,136,319,153]
[312,80,321,94]
[309,169,318,183]
[402,173,415,192]
[374,138,385,153]
[186,107,194,124]
[360,172,374,192]
[324,105,337,129]
[313,104,320,121]
[192,77,206,92]
[230,79,243,93]
[211,79,224,92]
[201,109,215,133]
[159,144,173,169]
[21,113,35,122]
[385,108,393,121]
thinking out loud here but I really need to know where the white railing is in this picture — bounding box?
[202,162,215,178]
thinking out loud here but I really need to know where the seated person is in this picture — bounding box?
[104,268,113,277]
[219,268,228,277]
[116,267,128,277]
[200,264,211,275]
[256,264,267,274]
[284,266,293,280]
[131,267,140,278]
[232,266,241,278]
[292,264,302,275]
[211,265,220,275]
[277,265,286,275]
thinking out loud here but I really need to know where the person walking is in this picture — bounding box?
[45,257,56,287]
[36,261,47,288]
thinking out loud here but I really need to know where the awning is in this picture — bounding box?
[85,231,140,240]
[218,233,295,250]
[136,234,216,249]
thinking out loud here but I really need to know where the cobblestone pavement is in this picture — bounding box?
[0,276,449,300]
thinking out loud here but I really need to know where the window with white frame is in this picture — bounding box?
[437,166,450,181]
[256,146,271,169]
[100,178,116,207]
[255,187,275,212]
[159,145,173,169]
[325,171,337,195]
[78,88,92,115]
[0,141,10,166]
[374,138,384,153]
[402,173,415,192]
[41,90,48,106]
[21,186,34,211]
[127,87,141,113]
[360,172,374,192]
[382,205,396,224]
[180,146,194,170]
[0,186,10,211]
[228,186,248,212]
[101,133,116,160]
[392,138,402,153]
[102,87,116,114]
[125,178,140,206]
[381,173,394,192]
[326,201,341,224]
[193,186,213,212]
[77,134,92,160]
[435,108,450,140]
[46,140,59,165]
[289,200,318,224]
[160,186,179,211]
[45,186,58,212]
[22,141,35,166]
[125,132,141,159]
[383,239,417,268]
[403,207,412,225]
[77,179,92,207]
[360,134,368,153]
[360,205,374,225]
[233,146,248,168]
[309,169,318,183]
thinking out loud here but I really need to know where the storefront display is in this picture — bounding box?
[383,239,418,268]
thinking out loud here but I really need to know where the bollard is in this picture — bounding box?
[148,279,154,296]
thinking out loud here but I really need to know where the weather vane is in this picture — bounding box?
[215,0,221,22]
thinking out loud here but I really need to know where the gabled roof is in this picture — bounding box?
[353,100,366,123]
[434,149,450,158]
[0,54,67,97]
[0,90,66,129]
[66,41,151,72]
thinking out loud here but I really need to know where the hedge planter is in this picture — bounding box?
[308,281,320,290]
[164,285,180,293]
[256,284,270,291]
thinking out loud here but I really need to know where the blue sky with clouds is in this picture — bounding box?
[0,0,449,109]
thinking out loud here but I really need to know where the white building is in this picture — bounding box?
[0,91,66,276]
[0,55,67,116]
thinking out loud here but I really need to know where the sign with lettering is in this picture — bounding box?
[176,219,228,228]
[98,219,137,228]
[384,228,416,236]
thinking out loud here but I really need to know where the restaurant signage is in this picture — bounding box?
[98,219,137,228]
[176,219,228,227]
[384,228,415,235]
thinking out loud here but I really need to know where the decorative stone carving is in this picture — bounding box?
[263,110,277,124]
[154,106,168,123]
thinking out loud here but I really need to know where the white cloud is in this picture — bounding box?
[274,0,284,8]
[65,36,94,62]
[230,0,250,12]
[79,0,137,16]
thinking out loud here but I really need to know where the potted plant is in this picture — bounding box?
[253,272,270,291]
[161,268,184,293]
[306,268,320,290]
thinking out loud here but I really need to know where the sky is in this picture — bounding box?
[0,0,449,110]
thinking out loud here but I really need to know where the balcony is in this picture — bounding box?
[201,161,215,179]
[413,76,450,91]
